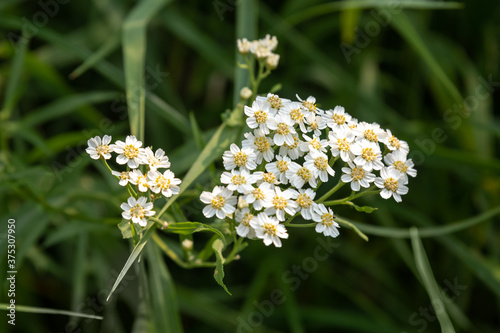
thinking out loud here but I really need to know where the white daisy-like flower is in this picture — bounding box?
[254,171,280,188]
[328,128,356,162]
[312,204,340,238]
[374,167,408,202]
[382,129,410,155]
[384,151,417,184]
[244,99,272,134]
[250,213,288,247]
[139,147,171,171]
[354,122,388,143]
[147,170,181,197]
[324,106,351,132]
[235,208,256,238]
[267,114,296,146]
[304,149,335,182]
[297,95,320,114]
[256,93,290,113]
[242,130,274,163]
[244,182,274,211]
[303,113,327,136]
[264,187,298,221]
[86,135,112,160]
[200,186,237,219]
[351,140,384,171]
[222,144,257,171]
[112,135,144,168]
[286,162,317,189]
[220,169,257,194]
[257,34,278,52]
[299,134,328,153]
[112,170,132,186]
[266,155,292,184]
[120,196,155,227]
[295,188,317,220]
[278,134,304,160]
[341,161,376,191]
[129,169,149,192]
[280,101,307,132]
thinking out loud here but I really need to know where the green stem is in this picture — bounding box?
[225,237,244,264]
[322,187,380,206]
[335,217,369,242]
[287,222,316,228]
[317,178,345,203]
[130,222,139,246]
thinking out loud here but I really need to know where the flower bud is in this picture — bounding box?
[240,87,252,100]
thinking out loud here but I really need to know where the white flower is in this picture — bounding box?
[139,147,171,171]
[222,144,257,171]
[237,38,251,54]
[341,161,376,191]
[278,134,304,160]
[254,171,280,188]
[374,167,408,202]
[266,53,280,69]
[244,100,272,134]
[351,140,384,171]
[242,130,274,163]
[256,93,289,113]
[86,135,113,160]
[354,122,388,143]
[250,213,288,247]
[264,187,298,221]
[304,150,335,182]
[382,129,410,155]
[304,113,327,136]
[267,114,296,146]
[295,189,317,220]
[129,169,149,192]
[297,95,320,114]
[120,196,155,227]
[235,208,256,238]
[147,170,181,197]
[266,155,292,184]
[384,151,417,184]
[312,204,340,238]
[329,128,356,162]
[257,34,278,51]
[280,101,307,132]
[324,106,351,132]
[244,182,274,211]
[200,186,237,219]
[220,169,257,194]
[112,135,144,168]
[300,134,328,153]
[286,162,317,189]
[112,170,132,186]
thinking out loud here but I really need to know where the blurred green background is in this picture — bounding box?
[1,0,499,332]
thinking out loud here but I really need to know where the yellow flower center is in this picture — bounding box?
[310,121,318,130]
[254,136,270,152]
[364,129,378,142]
[268,96,283,109]
[131,205,146,219]
[263,172,277,184]
[321,212,334,226]
[351,167,365,181]
[310,138,321,150]
[290,108,303,122]
[314,157,328,171]
[277,160,289,172]
[384,178,399,192]
[303,101,316,112]
[156,175,171,189]
[211,195,226,209]
[389,136,401,148]
[333,113,346,125]
[273,196,288,210]
[283,136,299,149]
[96,145,110,155]
[120,172,130,180]
[148,157,161,168]
[231,174,246,185]
[241,213,254,226]
[277,123,290,135]
[297,167,312,181]
[263,222,277,235]
[337,138,350,152]
[254,110,268,124]
[253,188,265,200]
[123,144,139,159]
[234,151,248,167]
[137,175,149,188]
[361,147,376,162]
[296,194,312,208]
[393,161,408,174]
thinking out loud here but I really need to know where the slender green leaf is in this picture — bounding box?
[0,304,102,320]
[165,222,225,241]
[212,238,231,295]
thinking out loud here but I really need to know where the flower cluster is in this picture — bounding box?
[237,34,280,69]
[200,94,417,247]
[86,135,181,227]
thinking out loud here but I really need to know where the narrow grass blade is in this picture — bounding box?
[410,228,456,333]
[122,0,172,141]
[0,304,102,320]
[106,225,155,301]
[146,242,183,333]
